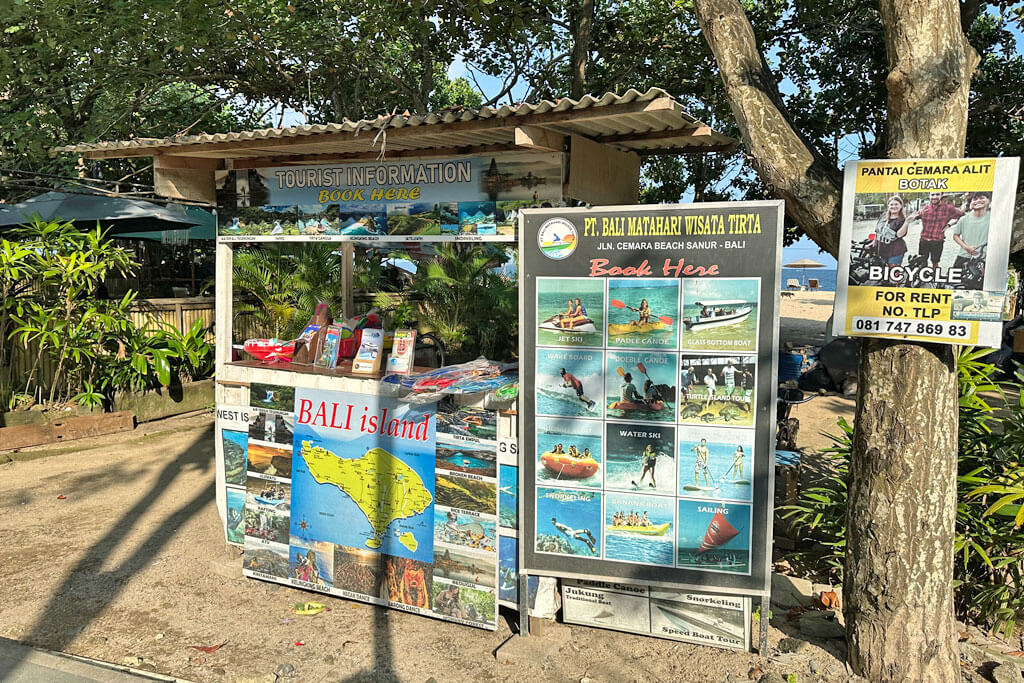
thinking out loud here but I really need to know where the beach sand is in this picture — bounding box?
[779,290,855,452]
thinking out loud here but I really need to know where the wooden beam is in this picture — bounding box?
[0,411,134,451]
[152,154,224,170]
[514,126,567,152]
[586,125,711,144]
[566,133,641,205]
[78,98,677,159]
[230,143,525,169]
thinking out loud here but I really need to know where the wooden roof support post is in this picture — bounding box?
[153,155,221,204]
[514,126,567,152]
[565,134,641,205]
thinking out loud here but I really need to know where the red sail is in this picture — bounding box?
[698,510,739,554]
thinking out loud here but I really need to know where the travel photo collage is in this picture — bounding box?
[533,277,761,575]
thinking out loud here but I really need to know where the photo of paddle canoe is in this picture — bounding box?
[607,278,679,349]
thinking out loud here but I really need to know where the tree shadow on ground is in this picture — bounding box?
[0,424,214,679]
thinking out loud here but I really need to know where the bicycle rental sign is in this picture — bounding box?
[833,157,1020,347]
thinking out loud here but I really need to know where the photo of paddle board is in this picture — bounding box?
[680,278,759,352]
[676,500,751,575]
[607,278,680,349]
[605,350,677,422]
[535,348,604,418]
[535,417,602,489]
[678,426,755,502]
[679,355,756,427]
[603,422,675,493]
[536,277,605,348]
[603,491,675,567]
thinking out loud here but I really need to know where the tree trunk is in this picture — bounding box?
[694,0,976,679]
[845,341,959,681]
[842,3,977,680]
[569,0,595,100]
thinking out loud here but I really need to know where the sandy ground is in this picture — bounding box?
[0,294,860,682]
[0,413,857,683]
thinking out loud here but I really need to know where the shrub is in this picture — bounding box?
[781,348,1024,635]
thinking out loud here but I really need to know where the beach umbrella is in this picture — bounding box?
[0,191,213,238]
[783,257,826,286]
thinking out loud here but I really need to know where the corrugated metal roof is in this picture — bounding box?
[57,87,735,160]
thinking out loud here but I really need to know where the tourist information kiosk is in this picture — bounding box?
[57,88,764,647]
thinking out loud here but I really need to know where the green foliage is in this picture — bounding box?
[783,349,1024,634]
[232,244,348,340]
[3,220,214,406]
[410,244,517,362]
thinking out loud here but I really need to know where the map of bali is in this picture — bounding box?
[300,440,433,553]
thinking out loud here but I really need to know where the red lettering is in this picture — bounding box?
[388,418,400,436]
[366,414,377,433]
[298,399,312,424]
[344,405,353,430]
[589,258,609,276]
[588,258,653,277]
[662,258,720,277]
[312,402,326,426]
[329,403,346,429]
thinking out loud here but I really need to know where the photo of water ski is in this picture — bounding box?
[605,350,677,422]
[678,426,755,501]
[536,277,605,348]
[680,278,759,352]
[535,416,602,489]
[606,278,680,349]
[678,355,756,427]
[676,500,751,574]
[604,492,675,567]
[535,487,602,557]
[535,348,604,417]
[603,422,675,493]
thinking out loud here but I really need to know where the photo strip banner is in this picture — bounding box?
[520,202,783,595]
[833,157,1020,346]
[217,152,563,243]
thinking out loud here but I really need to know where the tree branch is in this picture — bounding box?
[693,0,843,257]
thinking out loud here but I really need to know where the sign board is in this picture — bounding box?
[240,384,501,630]
[562,579,751,651]
[519,202,782,595]
[217,152,562,243]
[833,157,1020,346]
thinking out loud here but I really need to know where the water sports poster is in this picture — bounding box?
[520,202,782,595]
[239,385,501,630]
[217,152,562,243]
[833,157,1020,347]
[561,579,751,651]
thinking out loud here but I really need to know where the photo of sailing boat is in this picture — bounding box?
[680,278,759,352]
[675,500,751,574]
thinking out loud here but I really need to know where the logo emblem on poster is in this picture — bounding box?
[537,217,578,260]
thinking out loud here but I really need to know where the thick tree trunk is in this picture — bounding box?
[694,0,976,679]
[842,3,978,680]
[845,341,959,681]
[569,0,595,100]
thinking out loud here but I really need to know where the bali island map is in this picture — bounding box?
[289,389,437,564]
[300,440,433,552]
